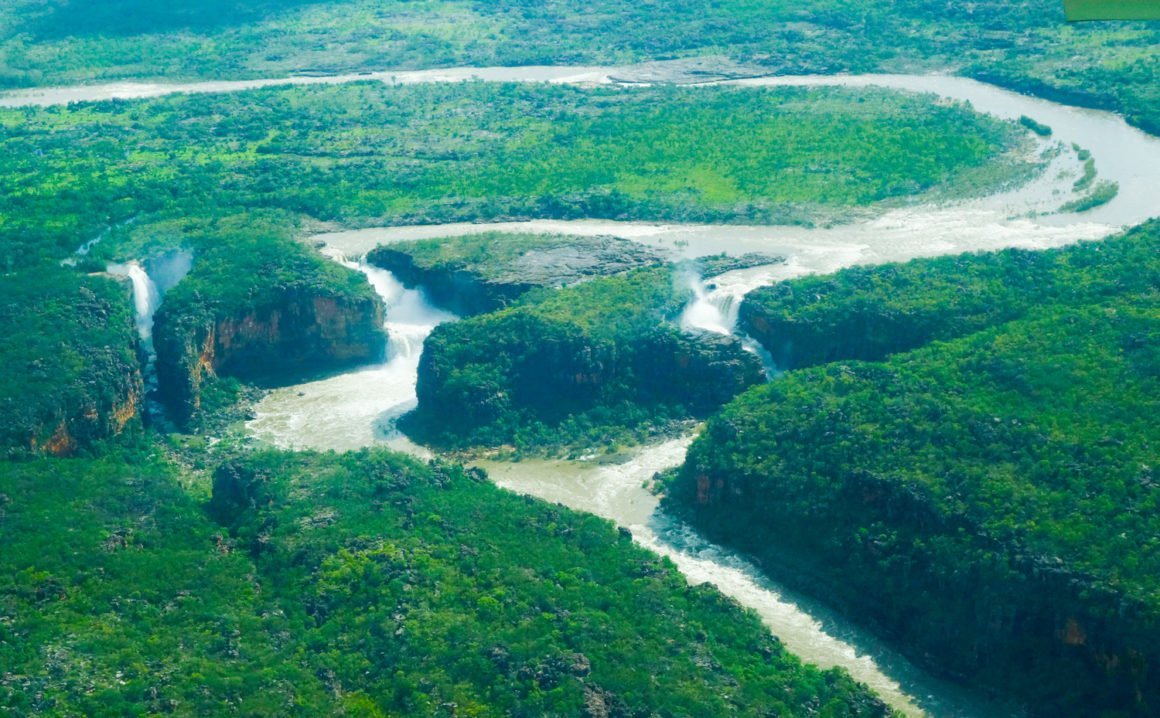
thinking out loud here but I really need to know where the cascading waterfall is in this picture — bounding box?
[126,264,162,345]
[246,253,455,451]
[679,274,739,336]
[679,267,780,378]
[108,251,193,419]
[108,261,163,392]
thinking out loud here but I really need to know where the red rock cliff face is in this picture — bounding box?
[155,287,386,424]
[24,365,143,457]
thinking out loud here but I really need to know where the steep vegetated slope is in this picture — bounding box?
[667,222,1160,716]
[741,222,1160,368]
[0,269,143,457]
[0,450,897,717]
[408,265,765,452]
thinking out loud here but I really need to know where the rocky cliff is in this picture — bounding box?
[1,270,144,457]
[677,442,1160,717]
[366,232,665,316]
[409,283,765,451]
[668,302,1160,717]
[155,286,385,424]
[737,227,1160,370]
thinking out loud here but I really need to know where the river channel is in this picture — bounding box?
[15,63,1160,717]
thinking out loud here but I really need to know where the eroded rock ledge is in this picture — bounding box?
[366,232,665,316]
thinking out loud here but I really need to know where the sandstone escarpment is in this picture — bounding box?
[155,287,385,424]
[412,318,763,448]
[679,452,1160,717]
[26,371,143,457]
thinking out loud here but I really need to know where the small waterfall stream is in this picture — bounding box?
[108,262,164,394]
[108,251,193,415]
[246,253,455,452]
[679,265,782,377]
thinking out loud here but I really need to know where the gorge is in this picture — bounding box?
[6,56,1160,718]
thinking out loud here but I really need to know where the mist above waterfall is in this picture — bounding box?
[678,263,782,378]
[146,249,193,294]
[108,251,193,417]
[679,269,740,336]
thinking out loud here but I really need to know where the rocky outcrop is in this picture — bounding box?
[738,296,928,370]
[155,287,385,424]
[22,374,142,457]
[634,330,766,413]
[411,317,764,447]
[370,247,531,316]
[366,235,664,316]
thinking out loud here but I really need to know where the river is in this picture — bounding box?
[23,63,1160,717]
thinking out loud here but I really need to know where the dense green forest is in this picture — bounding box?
[667,222,1160,716]
[0,448,896,717]
[408,265,764,453]
[0,268,143,457]
[4,2,1160,715]
[0,81,1029,270]
[740,221,1160,368]
[2,0,1158,136]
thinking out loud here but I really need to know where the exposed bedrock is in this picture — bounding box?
[1,272,144,457]
[365,234,665,316]
[154,287,385,424]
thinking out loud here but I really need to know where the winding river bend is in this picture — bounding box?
[17,64,1160,717]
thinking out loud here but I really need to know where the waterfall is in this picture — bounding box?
[108,262,163,392]
[329,252,455,366]
[679,265,781,379]
[126,264,162,345]
[246,254,459,451]
[679,273,738,336]
[108,252,193,416]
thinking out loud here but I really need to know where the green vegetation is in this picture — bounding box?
[408,266,764,452]
[0,448,896,717]
[3,0,1160,137]
[151,214,387,424]
[367,231,663,315]
[740,221,1160,368]
[1064,0,1160,21]
[0,268,142,457]
[160,214,376,316]
[1073,156,1097,191]
[1018,114,1052,136]
[1060,179,1119,213]
[0,82,1031,271]
[667,222,1160,716]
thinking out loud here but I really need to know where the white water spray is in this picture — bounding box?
[107,253,192,415]
[679,273,739,335]
[107,261,164,393]
[679,264,787,377]
[126,264,162,343]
